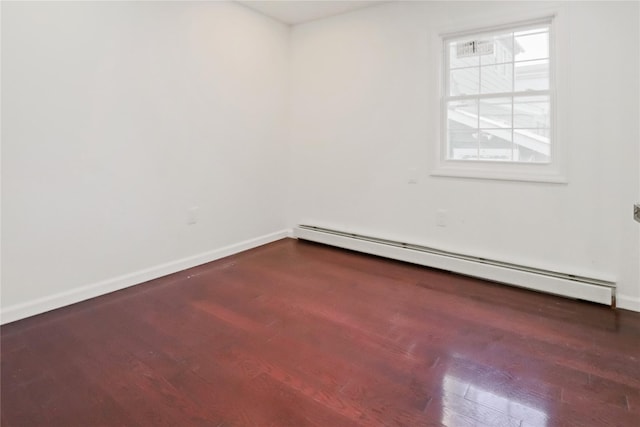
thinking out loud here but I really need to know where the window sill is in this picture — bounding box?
[430,162,568,184]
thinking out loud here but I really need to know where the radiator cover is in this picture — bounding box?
[294,225,616,306]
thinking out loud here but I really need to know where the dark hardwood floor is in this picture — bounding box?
[2,238,639,426]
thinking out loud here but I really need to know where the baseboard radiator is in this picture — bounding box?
[294,225,616,306]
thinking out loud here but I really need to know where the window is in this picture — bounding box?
[434,16,565,183]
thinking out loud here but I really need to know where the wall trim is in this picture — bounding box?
[0,229,290,325]
[617,294,640,313]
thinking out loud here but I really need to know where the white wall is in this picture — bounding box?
[1,1,290,321]
[289,1,640,310]
[3,1,639,321]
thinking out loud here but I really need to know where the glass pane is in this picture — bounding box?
[513,95,550,163]
[447,100,478,130]
[513,95,550,129]
[514,128,550,139]
[448,130,478,160]
[513,128,550,162]
[480,64,513,94]
[515,30,549,62]
[479,129,513,162]
[480,34,513,65]
[449,40,479,68]
[479,98,511,128]
[450,67,479,96]
[513,143,550,163]
[515,28,546,37]
[514,59,549,91]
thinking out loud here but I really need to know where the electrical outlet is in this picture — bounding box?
[187,206,199,225]
[436,209,448,227]
[408,168,419,184]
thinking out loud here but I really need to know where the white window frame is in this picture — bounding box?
[430,10,568,184]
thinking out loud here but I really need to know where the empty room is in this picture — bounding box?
[2,0,639,425]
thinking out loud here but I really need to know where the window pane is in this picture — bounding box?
[479,97,511,128]
[480,34,513,65]
[449,40,479,68]
[513,95,550,129]
[447,100,478,130]
[513,127,550,162]
[480,64,513,94]
[479,129,513,161]
[513,95,550,163]
[514,142,550,163]
[515,59,548,91]
[515,30,549,61]
[515,128,550,139]
[449,130,478,160]
[450,67,479,96]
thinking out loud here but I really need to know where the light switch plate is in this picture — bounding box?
[436,209,448,227]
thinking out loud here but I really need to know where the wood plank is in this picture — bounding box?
[2,238,640,426]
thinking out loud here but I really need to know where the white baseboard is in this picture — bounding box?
[0,229,290,325]
[617,294,640,312]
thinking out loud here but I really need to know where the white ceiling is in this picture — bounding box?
[237,1,388,25]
